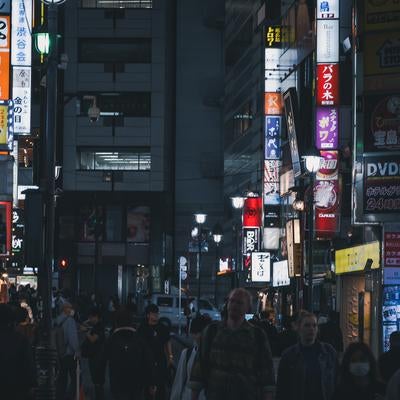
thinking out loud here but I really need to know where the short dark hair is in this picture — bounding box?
[190,315,211,334]
[88,307,101,318]
[145,303,159,315]
[115,308,133,328]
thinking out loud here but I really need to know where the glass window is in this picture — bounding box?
[80,0,152,8]
[105,206,122,241]
[79,38,151,64]
[80,93,151,118]
[78,148,151,171]
[156,297,173,307]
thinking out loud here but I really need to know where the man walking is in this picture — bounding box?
[276,311,338,400]
[189,288,275,400]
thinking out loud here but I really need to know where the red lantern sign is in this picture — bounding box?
[243,197,262,227]
[316,64,339,106]
[0,201,12,257]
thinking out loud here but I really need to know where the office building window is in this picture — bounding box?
[79,38,151,64]
[80,93,151,118]
[80,0,152,8]
[78,148,151,171]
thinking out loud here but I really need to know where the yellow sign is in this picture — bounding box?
[365,1,400,32]
[0,105,8,146]
[335,241,380,274]
[265,26,282,48]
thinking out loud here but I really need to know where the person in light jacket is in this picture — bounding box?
[170,316,210,400]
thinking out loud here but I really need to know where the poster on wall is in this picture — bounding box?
[364,95,400,152]
[127,206,150,243]
[364,155,400,214]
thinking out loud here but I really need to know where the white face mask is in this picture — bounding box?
[69,310,75,317]
[349,362,370,377]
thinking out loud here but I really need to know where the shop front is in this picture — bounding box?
[335,241,381,352]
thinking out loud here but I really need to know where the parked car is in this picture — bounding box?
[149,294,221,327]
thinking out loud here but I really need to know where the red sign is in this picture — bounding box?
[384,232,400,267]
[314,180,341,238]
[0,201,12,256]
[316,64,339,106]
[243,197,262,227]
[317,151,339,181]
[264,92,284,115]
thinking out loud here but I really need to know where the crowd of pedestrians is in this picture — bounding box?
[3,284,400,399]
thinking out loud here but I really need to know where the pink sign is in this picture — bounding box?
[316,107,339,150]
[384,232,400,267]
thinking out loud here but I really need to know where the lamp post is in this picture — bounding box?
[230,195,245,288]
[212,223,223,306]
[34,1,66,399]
[194,212,206,315]
[303,150,323,312]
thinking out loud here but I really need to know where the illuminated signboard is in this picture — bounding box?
[0,201,12,257]
[264,160,281,205]
[317,0,339,19]
[335,241,380,274]
[316,64,339,106]
[265,116,281,159]
[314,179,340,235]
[251,252,271,282]
[272,260,290,287]
[264,93,283,115]
[0,15,10,100]
[316,107,339,150]
[0,100,14,151]
[12,67,31,134]
[11,208,24,259]
[317,151,339,181]
[316,20,339,63]
[11,0,32,66]
[243,197,262,228]
[265,25,282,48]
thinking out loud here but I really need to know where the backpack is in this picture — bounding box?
[53,318,68,359]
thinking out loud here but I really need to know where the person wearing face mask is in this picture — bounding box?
[332,342,385,400]
[55,302,80,400]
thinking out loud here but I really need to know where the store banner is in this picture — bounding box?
[0,15,10,100]
[316,107,339,149]
[251,252,271,282]
[316,64,339,106]
[265,116,281,159]
[365,1,400,32]
[11,208,24,265]
[317,151,339,181]
[264,160,281,205]
[364,154,400,214]
[286,219,302,277]
[265,25,282,48]
[243,227,260,272]
[364,94,400,152]
[0,100,13,151]
[11,0,32,67]
[264,93,283,115]
[272,260,290,287]
[384,231,400,267]
[243,197,262,227]
[12,66,31,135]
[316,20,339,63]
[0,201,12,256]
[317,0,339,19]
[314,179,341,235]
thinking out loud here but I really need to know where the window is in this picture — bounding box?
[80,93,151,117]
[80,0,152,8]
[156,297,173,307]
[105,206,122,241]
[79,38,151,64]
[78,148,151,171]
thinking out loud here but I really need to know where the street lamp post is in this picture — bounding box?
[303,151,323,312]
[194,213,206,316]
[231,196,245,288]
[212,223,223,306]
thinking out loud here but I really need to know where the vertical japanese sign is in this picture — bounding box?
[0,99,14,150]
[0,15,10,100]
[265,116,281,159]
[315,0,340,239]
[0,201,12,256]
[251,252,271,282]
[11,0,32,135]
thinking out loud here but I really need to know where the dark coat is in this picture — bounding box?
[276,341,338,400]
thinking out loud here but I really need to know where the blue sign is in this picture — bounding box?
[265,116,281,159]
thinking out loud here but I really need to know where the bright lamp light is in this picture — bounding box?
[304,154,323,174]
[34,32,50,55]
[194,213,207,224]
[231,196,245,209]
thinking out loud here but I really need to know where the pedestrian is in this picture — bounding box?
[276,311,338,400]
[332,342,385,400]
[318,310,344,353]
[16,306,37,347]
[0,303,36,399]
[55,302,80,400]
[138,303,174,400]
[189,288,275,400]
[278,315,298,355]
[386,368,400,400]
[170,315,210,400]
[81,307,106,400]
[19,294,34,323]
[106,307,155,400]
[378,331,400,384]
[259,308,280,356]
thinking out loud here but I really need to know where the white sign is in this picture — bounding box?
[11,0,32,66]
[317,0,339,19]
[251,252,271,282]
[263,228,280,250]
[317,20,339,63]
[12,67,31,134]
[273,260,290,287]
[17,184,38,200]
[264,48,281,92]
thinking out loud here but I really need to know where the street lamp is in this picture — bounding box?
[212,223,223,306]
[194,212,207,315]
[230,195,245,288]
[303,149,323,312]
